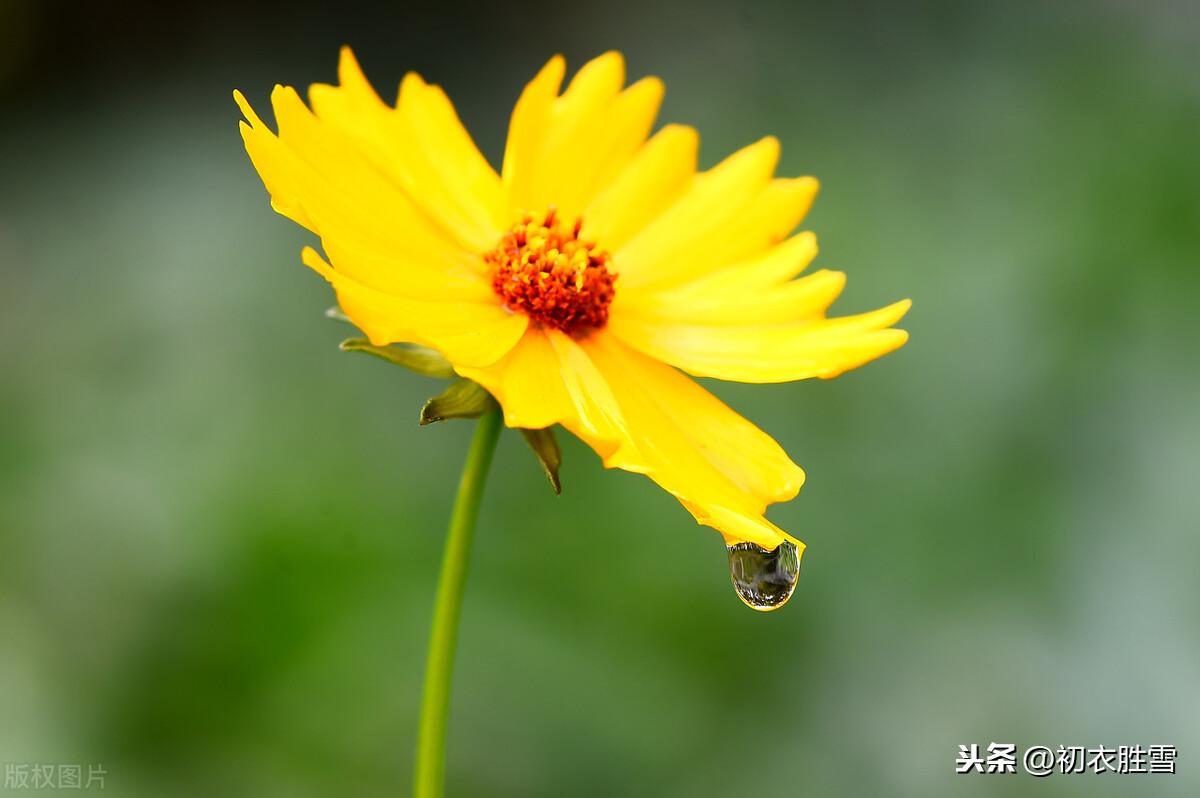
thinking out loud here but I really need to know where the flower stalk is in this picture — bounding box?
[414,408,502,798]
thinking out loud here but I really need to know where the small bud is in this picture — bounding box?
[419,380,497,425]
[519,427,562,494]
[340,338,457,379]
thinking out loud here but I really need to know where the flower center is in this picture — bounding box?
[487,209,616,336]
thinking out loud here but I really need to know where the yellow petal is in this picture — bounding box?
[302,248,527,368]
[457,327,629,459]
[617,153,819,291]
[306,47,505,251]
[615,269,846,326]
[542,329,631,451]
[598,336,804,505]
[394,72,507,246]
[234,87,473,273]
[610,299,912,382]
[666,177,819,286]
[501,55,566,212]
[582,334,803,549]
[502,53,666,222]
[581,124,699,251]
[462,328,804,548]
[454,327,575,430]
[318,234,493,301]
[508,52,625,213]
[690,503,803,552]
[664,231,820,295]
[549,52,626,134]
[550,76,664,223]
[624,136,781,258]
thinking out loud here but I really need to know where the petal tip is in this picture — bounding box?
[889,298,914,325]
[581,50,626,81]
[232,89,259,126]
[543,54,567,81]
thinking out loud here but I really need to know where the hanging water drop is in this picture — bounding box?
[727,540,801,611]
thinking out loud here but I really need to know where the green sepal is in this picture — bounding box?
[419,380,497,425]
[340,338,457,379]
[519,427,562,495]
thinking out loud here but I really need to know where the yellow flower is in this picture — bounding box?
[234,49,910,556]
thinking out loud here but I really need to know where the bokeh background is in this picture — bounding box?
[2,1,1198,796]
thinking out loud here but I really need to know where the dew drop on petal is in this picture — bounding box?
[727,541,801,611]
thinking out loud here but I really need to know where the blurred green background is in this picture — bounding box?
[2,0,1198,795]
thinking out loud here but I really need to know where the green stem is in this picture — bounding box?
[414,408,502,798]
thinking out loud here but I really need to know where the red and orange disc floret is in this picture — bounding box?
[487,209,616,335]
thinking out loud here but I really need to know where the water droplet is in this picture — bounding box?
[727,541,801,611]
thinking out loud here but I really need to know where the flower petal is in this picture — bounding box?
[609,298,912,382]
[614,227,839,325]
[598,336,804,505]
[318,234,493,301]
[302,248,527,368]
[581,124,699,252]
[501,55,566,213]
[615,134,820,291]
[582,334,803,549]
[234,86,475,274]
[305,47,506,251]
[456,327,628,458]
[662,231,820,296]
[502,53,665,222]
[616,137,782,276]
[615,267,847,326]
[545,75,664,223]
[461,328,803,548]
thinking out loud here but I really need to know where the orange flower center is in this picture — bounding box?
[487,209,616,336]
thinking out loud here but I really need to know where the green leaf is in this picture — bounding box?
[519,427,562,495]
[340,338,456,379]
[420,380,497,425]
